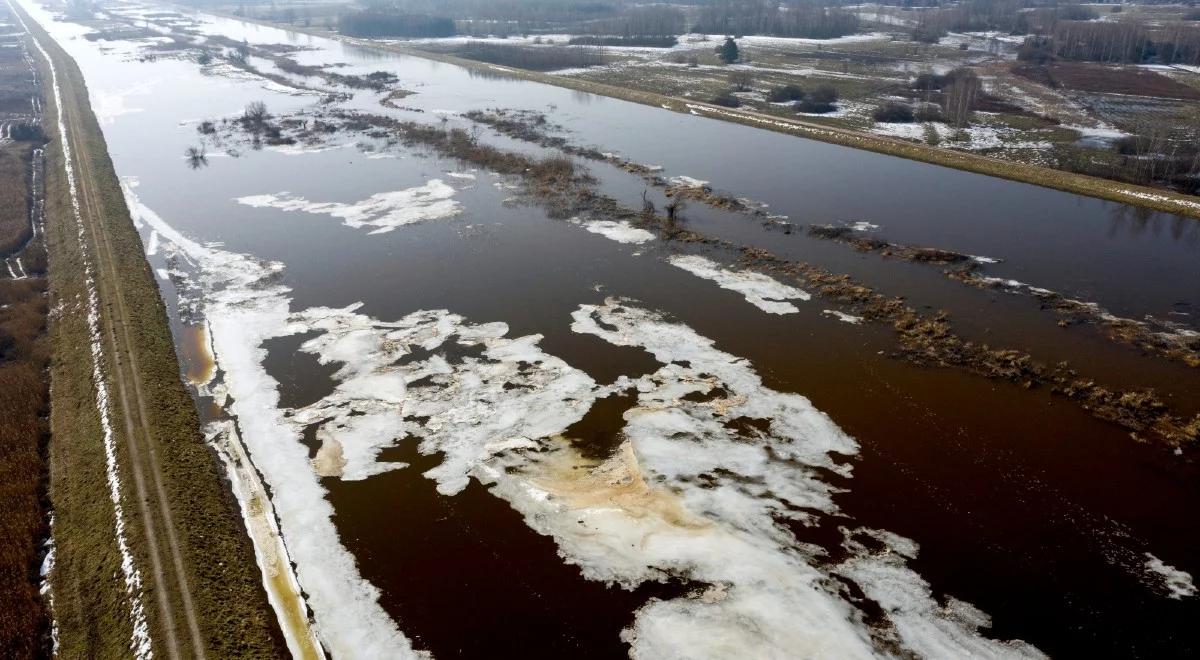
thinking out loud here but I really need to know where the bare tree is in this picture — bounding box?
[185,145,208,169]
[943,74,980,128]
[728,70,754,92]
[665,196,686,225]
[641,190,656,220]
[243,101,269,127]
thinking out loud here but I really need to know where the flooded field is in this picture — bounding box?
[20,0,1200,656]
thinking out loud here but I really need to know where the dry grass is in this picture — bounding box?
[0,143,31,256]
[1018,62,1200,99]
[0,275,50,659]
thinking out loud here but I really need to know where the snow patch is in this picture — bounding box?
[236,179,461,234]
[823,310,863,324]
[572,218,655,244]
[668,254,809,314]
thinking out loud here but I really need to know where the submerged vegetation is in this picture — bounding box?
[211,98,1200,450]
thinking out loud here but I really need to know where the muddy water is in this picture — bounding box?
[23,0,1200,657]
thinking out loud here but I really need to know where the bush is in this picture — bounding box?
[912,23,946,44]
[914,102,943,122]
[766,84,805,103]
[1017,36,1055,63]
[796,85,838,113]
[873,102,915,122]
[711,91,742,108]
[1058,4,1098,21]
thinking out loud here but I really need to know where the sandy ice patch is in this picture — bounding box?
[668,254,809,314]
[237,179,461,234]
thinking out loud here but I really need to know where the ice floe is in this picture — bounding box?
[668,254,809,314]
[838,529,1044,658]
[286,304,598,489]
[236,179,461,234]
[823,309,864,324]
[1143,553,1197,600]
[122,181,426,658]
[572,218,656,244]
[553,300,1042,658]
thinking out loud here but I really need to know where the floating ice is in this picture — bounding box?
[823,309,863,324]
[122,182,426,658]
[838,529,1045,658]
[552,300,1042,658]
[236,179,461,234]
[668,175,709,189]
[1143,553,1197,600]
[572,218,656,244]
[668,254,809,314]
[286,304,598,489]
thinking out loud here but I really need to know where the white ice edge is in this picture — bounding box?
[122,182,425,658]
[206,418,325,657]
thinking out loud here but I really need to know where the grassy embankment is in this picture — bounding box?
[214,12,1200,220]
[18,4,286,657]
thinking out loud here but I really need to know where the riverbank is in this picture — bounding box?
[210,12,1200,220]
[13,1,287,656]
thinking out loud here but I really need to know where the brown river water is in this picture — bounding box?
[22,0,1200,656]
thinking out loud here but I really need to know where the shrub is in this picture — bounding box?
[796,86,838,113]
[568,36,678,48]
[914,102,943,122]
[873,102,915,122]
[766,84,805,103]
[1057,4,1098,21]
[912,23,946,44]
[1017,36,1054,63]
[710,91,741,108]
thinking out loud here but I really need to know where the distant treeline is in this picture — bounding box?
[339,9,456,38]
[691,0,859,39]
[574,6,686,38]
[456,42,606,70]
[568,35,678,47]
[1018,21,1200,65]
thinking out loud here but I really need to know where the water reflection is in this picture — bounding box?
[1106,201,1200,247]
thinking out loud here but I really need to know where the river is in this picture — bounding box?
[20,0,1200,657]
